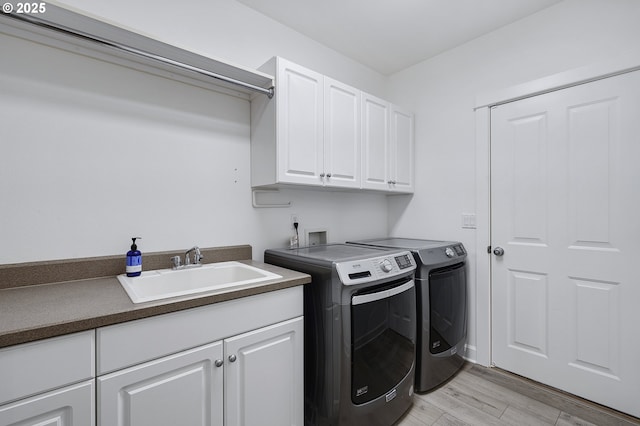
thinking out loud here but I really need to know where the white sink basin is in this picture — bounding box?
[117,261,282,304]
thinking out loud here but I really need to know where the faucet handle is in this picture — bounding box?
[194,247,203,264]
[170,256,182,269]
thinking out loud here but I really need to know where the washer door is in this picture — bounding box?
[350,278,416,404]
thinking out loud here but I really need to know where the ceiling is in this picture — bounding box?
[236,0,564,75]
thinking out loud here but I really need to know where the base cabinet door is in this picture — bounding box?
[0,380,95,426]
[98,341,224,426]
[224,317,303,426]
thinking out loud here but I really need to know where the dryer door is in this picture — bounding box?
[429,263,467,354]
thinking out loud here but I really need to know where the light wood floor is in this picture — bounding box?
[395,363,640,426]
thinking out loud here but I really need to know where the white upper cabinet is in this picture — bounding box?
[362,95,414,193]
[251,57,360,189]
[276,59,325,186]
[323,77,361,188]
[251,57,412,193]
[361,93,390,191]
[390,105,415,192]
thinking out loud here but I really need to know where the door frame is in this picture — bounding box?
[472,53,640,367]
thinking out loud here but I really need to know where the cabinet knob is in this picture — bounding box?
[319,173,325,178]
[228,354,237,363]
[326,173,331,178]
[215,359,224,368]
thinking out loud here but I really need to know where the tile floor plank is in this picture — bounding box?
[555,412,598,426]
[439,381,507,418]
[453,369,561,423]
[419,388,507,425]
[466,365,640,426]
[394,364,640,426]
[398,397,444,426]
[500,405,558,425]
[433,413,472,426]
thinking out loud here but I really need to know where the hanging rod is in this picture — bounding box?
[3,7,274,98]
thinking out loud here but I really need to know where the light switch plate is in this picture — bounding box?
[462,213,476,229]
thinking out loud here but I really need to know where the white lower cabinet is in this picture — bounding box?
[98,341,224,426]
[98,317,303,426]
[0,287,303,426]
[0,380,95,426]
[225,317,303,426]
[96,286,304,426]
[0,330,95,426]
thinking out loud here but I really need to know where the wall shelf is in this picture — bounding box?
[0,2,274,100]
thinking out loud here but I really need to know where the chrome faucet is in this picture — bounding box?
[170,246,203,270]
[185,246,203,266]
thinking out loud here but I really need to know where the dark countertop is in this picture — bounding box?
[0,260,310,349]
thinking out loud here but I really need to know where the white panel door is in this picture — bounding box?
[324,77,360,188]
[491,70,640,417]
[277,59,324,186]
[98,341,223,426]
[224,317,303,426]
[361,93,390,190]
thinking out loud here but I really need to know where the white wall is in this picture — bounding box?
[55,0,388,97]
[0,0,388,264]
[5,0,639,362]
[387,0,640,362]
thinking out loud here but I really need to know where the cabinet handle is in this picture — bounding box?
[228,354,237,363]
[215,359,224,367]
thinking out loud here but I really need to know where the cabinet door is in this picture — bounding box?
[390,105,414,193]
[0,380,94,426]
[361,93,390,190]
[98,341,223,426]
[277,58,324,186]
[225,317,303,426]
[324,77,360,188]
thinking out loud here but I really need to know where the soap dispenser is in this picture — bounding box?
[126,237,142,277]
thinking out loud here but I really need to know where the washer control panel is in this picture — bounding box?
[336,251,416,285]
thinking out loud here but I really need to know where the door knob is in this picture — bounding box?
[493,247,505,256]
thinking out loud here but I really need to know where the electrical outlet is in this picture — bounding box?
[290,213,300,228]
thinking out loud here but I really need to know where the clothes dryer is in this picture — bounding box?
[348,238,467,392]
